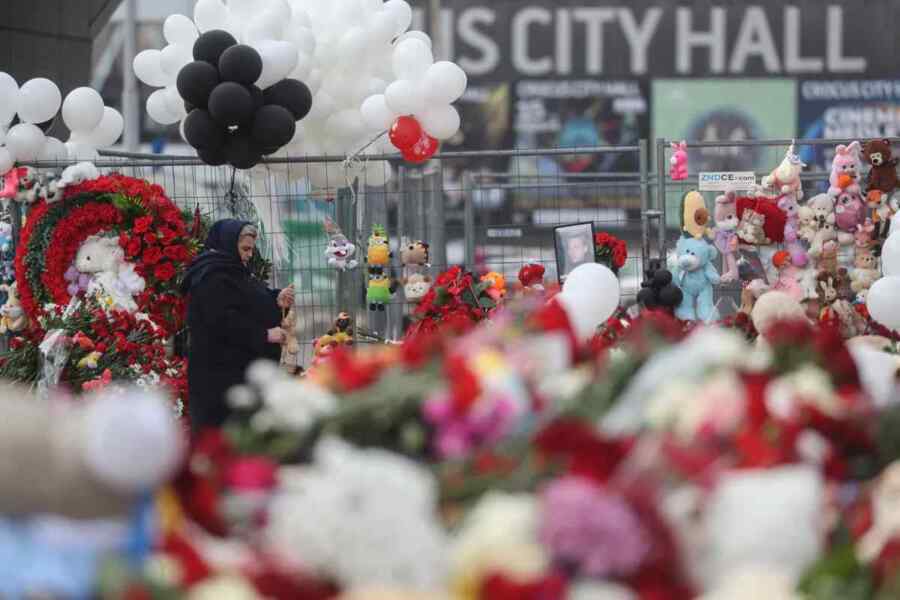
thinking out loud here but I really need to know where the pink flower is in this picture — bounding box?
[423,391,519,459]
[539,476,650,577]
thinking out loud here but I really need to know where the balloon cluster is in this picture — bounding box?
[176,30,312,169]
[388,116,438,164]
[0,73,123,173]
[636,260,683,312]
[133,0,468,186]
[867,214,900,332]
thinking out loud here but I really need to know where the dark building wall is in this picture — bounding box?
[0,0,121,95]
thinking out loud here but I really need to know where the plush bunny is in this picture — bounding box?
[0,282,28,334]
[56,162,100,195]
[777,194,808,267]
[670,141,688,181]
[808,213,837,263]
[75,235,146,313]
[828,141,863,197]
[323,217,358,271]
[713,191,740,282]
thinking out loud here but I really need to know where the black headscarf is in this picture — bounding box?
[180,219,252,295]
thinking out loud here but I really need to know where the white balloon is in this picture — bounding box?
[39,136,69,162]
[360,94,395,131]
[369,11,398,46]
[306,68,323,96]
[418,104,459,140]
[164,14,199,45]
[163,86,187,120]
[359,159,393,187]
[66,141,99,161]
[384,79,425,115]
[285,25,316,56]
[557,263,621,341]
[227,0,256,20]
[882,233,900,277]
[288,52,313,81]
[367,78,387,95]
[325,109,366,142]
[0,127,6,145]
[307,90,336,122]
[339,27,368,61]
[384,0,412,36]
[398,31,432,49]
[423,61,468,104]
[63,87,105,133]
[0,72,19,126]
[133,50,170,88]
[290,6,311,29]
[159,44,193,79]
[146,89,179,125]
[194,0,230,32]
[392,38,433,81]
[867,276,900,331]
[17,78,61,124]
[246,11,284,43]
[85,107,124,148]
[255,40,299,89]
[0,147,13,173]
[6,123,46,162]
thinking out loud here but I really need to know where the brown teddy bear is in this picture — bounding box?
[864,139,899,196]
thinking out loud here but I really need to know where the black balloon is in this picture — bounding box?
[658,284,683,307]
[183,109,225,150]
[218,44,263,86]
[193,29,238,65]
[185,100,196,113]
[177,61,220,109]
[250,105,296,149]
[198,145,228,167]
[263,79,313,121]
[224,132,262,169]
[652,269,673,288]
[208,82,254,127]
[248,85,265,112]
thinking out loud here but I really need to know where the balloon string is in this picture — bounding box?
[342,130,388,206]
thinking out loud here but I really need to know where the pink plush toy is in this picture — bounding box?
[834,189,866,244]
[713,191,739,282]
[772,251,805,302]
[670,141,688,181]
[855,219,876,250]
[777,194,808,267]
[828,141,862,197]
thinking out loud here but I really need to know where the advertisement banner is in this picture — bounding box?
[698,172,757,191]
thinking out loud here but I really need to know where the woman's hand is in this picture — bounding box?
[267,327,287,344]
[277,285,295,309]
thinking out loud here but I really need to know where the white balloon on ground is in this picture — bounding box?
[417,104,459,140]
[392,38,433,81]
[146,89,180,125]
[39,137,69,162]
[85,107,124,148]
[193,0,230,32]
[17,78,62,124]
[6,123,46,162]
[0,72,19,126]
[384,79,425,116]
[62,87,105,133]
[881,233,900,277]
[66,141,99,161]
[159,44,193,79]
[133,50,170,88]
[255,40,299,89]
[0,147,13,173]
[423,61,468,104]
[360,94,395,131]
[557,263,621,341]
[867,276,900,331]
[384,0,413,36]
[163,14,199,45]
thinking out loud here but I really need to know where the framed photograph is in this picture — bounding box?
[554,222,596,283]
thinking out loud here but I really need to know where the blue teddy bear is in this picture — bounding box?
[673,236,720,322]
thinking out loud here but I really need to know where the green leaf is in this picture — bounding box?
[479,297,496,309]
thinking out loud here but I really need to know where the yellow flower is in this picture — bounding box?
[77,351,103,369]
[471,350,506,377]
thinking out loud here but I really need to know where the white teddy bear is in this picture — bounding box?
[74,234,146,313]
[48,162,100,203]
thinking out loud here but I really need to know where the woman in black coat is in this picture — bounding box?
[180,219,294,432]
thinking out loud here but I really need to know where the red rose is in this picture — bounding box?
[143,246,163,265]
[124,237,142,258]
[134,216,154,234]
[144,232,157,245]
[159,227,178,245]
[164,245,189,261]
[154,262,176,281]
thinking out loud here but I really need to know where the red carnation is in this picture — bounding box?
[164,244,189,261]
[159,227,178,246]
[144,232,157,245]
[154,262,177,281]
[143,246,163,265]
[134,216,154,234]
[125,237,142,258]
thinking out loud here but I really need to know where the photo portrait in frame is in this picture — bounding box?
[554,222,596,283]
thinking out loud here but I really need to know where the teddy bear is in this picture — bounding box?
[280,306,300,372]
[817,240,839,274]
[851,247,879,297]
[736,208,771,246]
[673,236,720,322]
[834,190,866,245]
[817,271,867,338]
[863,139,899,198]
[762,143,805,201]
[777,194,808,266]
[403,272,432,302]
[808,193,836,226]
[0,282,28,334]
[797,206,818,244]
[400,239,430,274]
[713,191,740,282]
[828,141,863,197]
[75,234,146,313]
[855,219,876,251]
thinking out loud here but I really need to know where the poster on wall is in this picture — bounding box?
[797,79,900,177]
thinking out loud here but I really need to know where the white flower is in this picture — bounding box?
[227,384,258,410]
[246,360,282,388]
[697,566,804,600]
[264,437,447,590]
[187,575,259,600]
[646,371,745,440]
[766,366,838,419]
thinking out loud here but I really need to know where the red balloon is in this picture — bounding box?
[403,132,439,164]
[389,116,423,150]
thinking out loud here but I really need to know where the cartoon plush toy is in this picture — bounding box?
[323,217,358,271]
[777,194,808,266]
[74,234,146,313]
[771,251,804,302]
[366,224,391,269]
[669,141,688,181]
[834,190,866,245]
[863,139,899,198]
[828,141,863,197]
[673,236,720,322]
[399,239,430,276]
[366,271,395,311]
[680,190,711,239]
[762,143,805,200]
[403,273,432,302]
[0,282,28,334]
[851,247,879,298]
[713,191,740,282]
[868,190,900,241]
[854,219,876,251]
[327,311,354,344]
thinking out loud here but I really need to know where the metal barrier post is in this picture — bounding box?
[426,167,447,269]
[463,171,475,270]
[655,138,669,259]
[638,139,650,271]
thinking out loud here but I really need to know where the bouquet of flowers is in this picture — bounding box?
[594,231,628,274]
[405,266,502,339]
